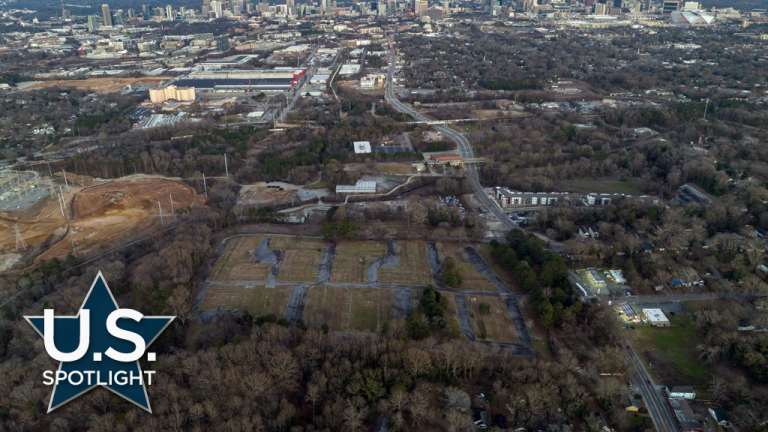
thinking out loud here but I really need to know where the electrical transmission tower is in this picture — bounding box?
[14,224,27,251]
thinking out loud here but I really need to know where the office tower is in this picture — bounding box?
[102,4,113,26]
[216,35,229,51]
[88,15,100,30]
[388,0,397,14]
[594,2,607,13]
[211,0,223,17]
[662,0,680,12]
[128,8,136,18]
[62,9,71,19]
[142,4,150,18]
[166,5,173,18]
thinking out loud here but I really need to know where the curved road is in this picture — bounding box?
[385,41,679,431]
[384,46,517,232]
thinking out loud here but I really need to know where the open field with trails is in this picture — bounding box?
[199,285,292,315]
[467,296,519,343]
[23,77,173,94]
[279,249,323,282]
[378,241,433,286]
[629,313,711,387]
[435,242,497,292]
[559,177,643,196]
[0,176,205,263]
[302,286,397,333]
[330,241,387,284]
[206,236,271,282]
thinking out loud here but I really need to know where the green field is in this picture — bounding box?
[302,286,396,333]
[206,236,271,282]
[436,243,497,292]
[200,285,291,316]
[560,178,643,196]
[330,241,387,284]
[468,296,519,343]
[379,241,433,286]
[270,237,324,283]
[630,314,711,386]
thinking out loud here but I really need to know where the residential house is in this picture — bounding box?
[708,408,730,427]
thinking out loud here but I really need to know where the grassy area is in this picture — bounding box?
[560,178,643,196]
[630,315,711,386]
[278,249,322,282]
[302,286,395,333]
[436,243,497,292]
[379,241,433,286]
[206,236,271,282]
[374,163,416,175]
[200,285,291,315]
[467,296,519,343]
[330,241,387,284]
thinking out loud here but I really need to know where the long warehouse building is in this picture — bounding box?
[172,78,295,93]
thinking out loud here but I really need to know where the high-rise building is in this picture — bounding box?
[662,0,680,13]
[142,4,150,18]
[166,5,173,18]
[419,0,427,16]
[88,15,100,30]
[102,4,113,27]
[594,2,607,13]
[62,9,71,19]
[128,8,136,18]
[388,0,397,14]
[216,35,229,51]
[211,0,223,17]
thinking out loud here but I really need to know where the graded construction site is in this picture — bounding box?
[0,176,206,267]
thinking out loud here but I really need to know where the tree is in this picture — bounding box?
[478,302,491,315]
[412,203,428,224]
[166,285,193,327]
[406,313,431,339]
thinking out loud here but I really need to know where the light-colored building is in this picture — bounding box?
[643,308,670,326]
[336,180,377,194]
[667,386,696,400]
[149,85,195,103]
[353,141,371,154]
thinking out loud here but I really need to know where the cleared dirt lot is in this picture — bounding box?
[23,77,173,94]
[0,177,205,262]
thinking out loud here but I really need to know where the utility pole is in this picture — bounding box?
[169,193,174,213]
[57,189,65,217]
[158,201,164,225]
[202,173,208,198]
[702,97,709,122]
[69,228,77,257]
[14,224,27,251]
[62,168,69,191]
[224,153,229,179]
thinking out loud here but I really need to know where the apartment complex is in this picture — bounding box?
[149,85,196,103]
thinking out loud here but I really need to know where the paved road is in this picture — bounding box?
[626,343,679,432]
[384,44,517,232]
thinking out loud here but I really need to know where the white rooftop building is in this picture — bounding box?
[336,180,377,194]
[353,141,372,154]
[643,308,670,327]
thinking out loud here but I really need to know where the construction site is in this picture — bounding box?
[0,175,206,271]
[0,170,52,211]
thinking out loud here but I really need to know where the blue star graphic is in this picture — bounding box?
[25,272,174,413]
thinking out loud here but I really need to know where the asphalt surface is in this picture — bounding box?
[626,344,679,432]
[384,45,517,232]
